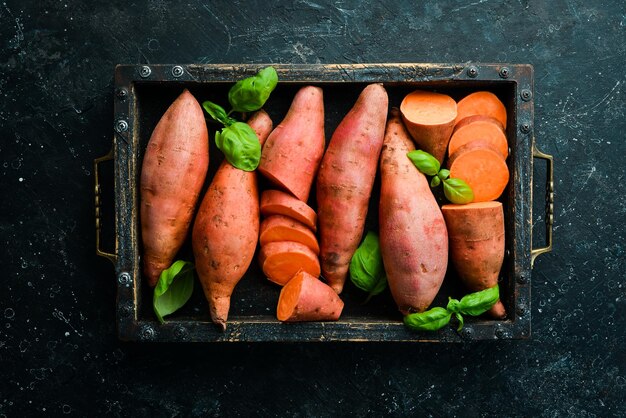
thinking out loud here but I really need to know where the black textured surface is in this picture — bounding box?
[1,0,625,416]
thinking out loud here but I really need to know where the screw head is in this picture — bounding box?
[499,67,510,78]
[172,65,184,78]
[140,325,156,340]
[517,274,527,284]
[120,303,134,317]
[116,88,128,100]
[495,327,505,339]
[521,89,532,101]
[520,123,531,134]
[115,119,129,133]
[517,304,527,316]
[174,325,189,341]
[467,66,478,78]
[461,327,473,339]
[139,65,152,78]
[118,272,131,286]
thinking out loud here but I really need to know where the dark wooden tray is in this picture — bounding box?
[95,63,553,342]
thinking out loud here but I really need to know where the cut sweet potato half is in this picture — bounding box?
[400,90,457,164]
[260,241,321,286]
[277,270,344,322]
[260,189,317,232]
[260,215,320,254]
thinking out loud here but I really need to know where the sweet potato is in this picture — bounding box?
[192,110,273,330]
[452,114,505,133]
[258,86,325,201]
[448,141,509,202]
[260,189,317,231]
[441,201,506,318]
[316,84,388,294]
[277,270,344,322]
[379,108,448,314]
[260,215,320,254]
[259,241,321,286]
[140,89,209,287]
[448,117,508,159]
[456,91,507,129]
[400,90,457,164]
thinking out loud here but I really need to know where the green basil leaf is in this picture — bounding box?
[446,297,461,313]
[443,177,474,204]
[202,101,236,126]
[349,231,387,297]
[455,312,465,331]
[369,274,387,296]
[458,285,500,316]
[228,66,278,112]
[404,307,452,332]
[349,254,375,293]
[153,260,195,324]
[215,122,261,171]
[430,176,441,188]
[407,150,441,176]
[437,169,450,180]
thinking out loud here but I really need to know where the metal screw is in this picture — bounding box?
[520,123,531,134]
[172,65,184,78]
[499,67,510,79]
[118,272,131,286]
[495,327,505,339]
[174,326,188,340]
[120,303,134,317]
[520,89,532,101]
[140,325,156,340]
[115,119,128,133]
[116,88,128,100]
[139,65,152,78]
[461,327,473,339]
[517,274,527,284]
[517,303,527,316]
[467,66,478,78]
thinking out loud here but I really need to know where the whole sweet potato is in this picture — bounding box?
[192,110,273,330]
[140,89,209,287]
[379,108,448,314]
[316,84,388,294]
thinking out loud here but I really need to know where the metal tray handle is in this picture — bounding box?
[531,146,554,267]
[94,146,117,264]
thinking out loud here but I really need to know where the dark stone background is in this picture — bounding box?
[1,0,624,416]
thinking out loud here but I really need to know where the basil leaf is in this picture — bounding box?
[443,177,474,204]
[446,297,461,313]
[407,150,441,176]
[228,66,278,112]
[349,231,387,297]
[455,312,465,331]
[437,169,450,180]
[404,307,451,331]
[215,122,261,171]
[458,285,500,316]
[202,101,236,126]
[430,176,441,188]
[153,260,195,324]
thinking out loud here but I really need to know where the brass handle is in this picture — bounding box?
[531,146,554,268]
[94,146,117,264]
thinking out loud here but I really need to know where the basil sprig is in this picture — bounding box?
[407,150,474,204]
[153,260,195,324]
[403,285,500,332]
[349,231,387,302]
[202,66,278,171]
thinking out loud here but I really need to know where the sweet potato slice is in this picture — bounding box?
[452,114,505,133]
[448,118,508,159]
[258,86,325,201]
[260,215,320,254]
[260,189,317,231]
[442,201,506,318]
[260,241,321,286]
[448,141,509,202]
[277,270,344,322]
[456,91,507,129]
[400,90,457,164]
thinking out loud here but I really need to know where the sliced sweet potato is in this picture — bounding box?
[259,241,321,286]
[260,215,320,254]
[452,114,505,133]
[277,270,344,322]
[448,117,508,159]
[455,91,507,129]
[448,141,509,202]
[400,90,457,164]
[260,189,317,231]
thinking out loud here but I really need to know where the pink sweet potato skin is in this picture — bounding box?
[192,110,273,330]
[140,89,209,287]
[316,84,388,294]
[379,109,448,314]
[442,202,506,319]
[258,86,325,201]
